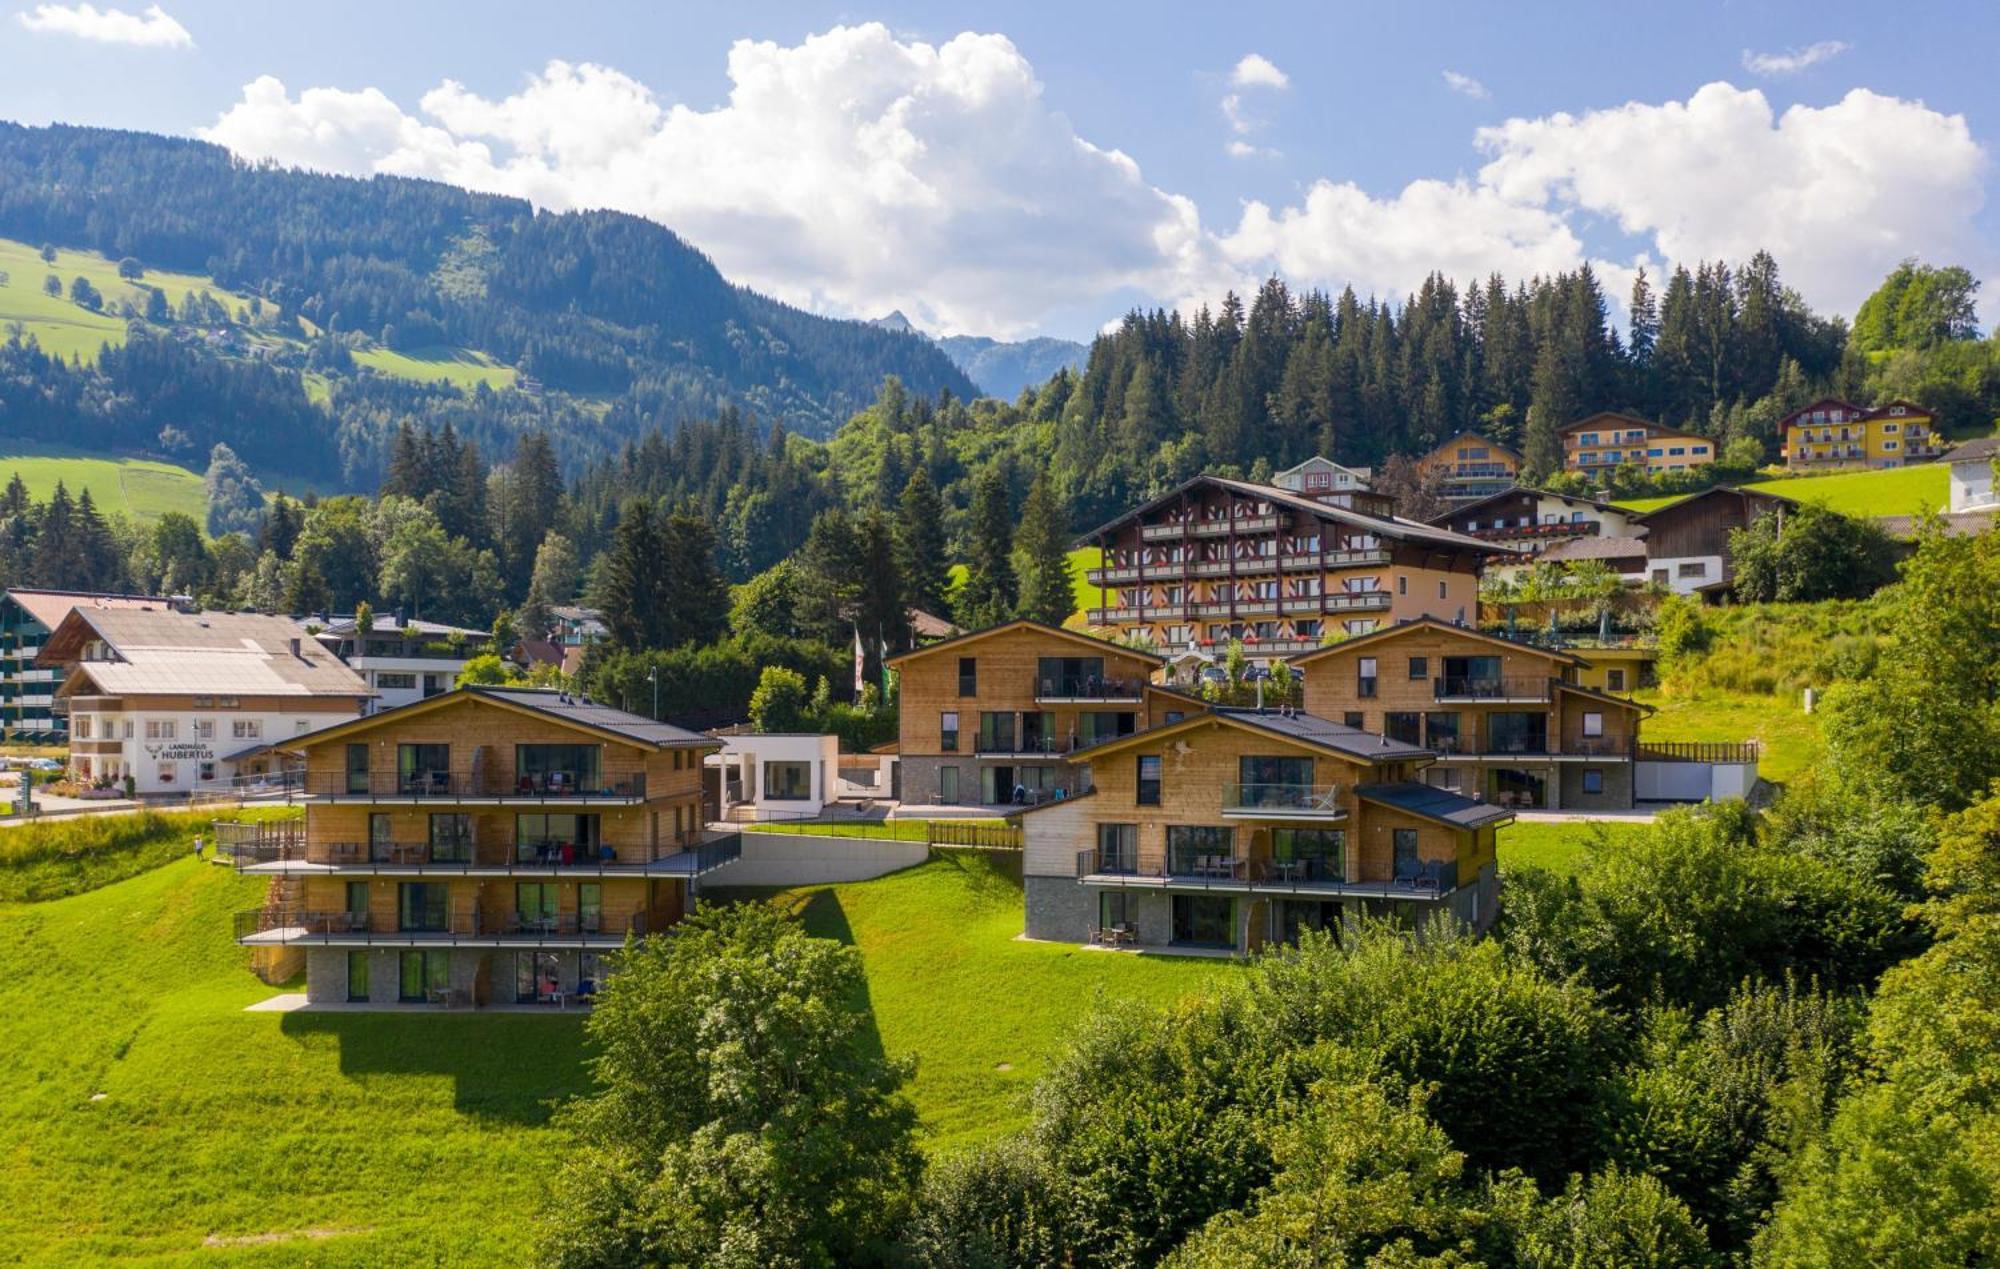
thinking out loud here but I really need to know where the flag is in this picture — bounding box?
[853,626,866,700]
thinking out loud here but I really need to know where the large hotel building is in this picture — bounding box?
[1079,473,1511,656]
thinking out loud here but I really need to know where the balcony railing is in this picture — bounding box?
[225,831,740,874]
[305,771,648,801]
[233,907,657,946]
[1637,740,1759,764]
[972,736,1077,756]
[1076,848,1402,892]
[1035,677,1145,701]
[1221,783,1345,817]
[1433,676,1553,702]
[1430,735,1635,759]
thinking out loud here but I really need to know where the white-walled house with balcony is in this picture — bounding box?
[40,607,371,795]
[707,732,842,821]
[315,614,488,712]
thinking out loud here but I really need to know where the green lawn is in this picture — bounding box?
[1615,463,1950,517]
[353,344,517,391]
[0,237,257,363]
[947,546,1107,621]
[714,851,1237,1150]
[1636,687,1823,784]
[1497,819,1652,876]
[0,438,208,525]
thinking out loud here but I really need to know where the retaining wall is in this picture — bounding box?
[700,831,930,887]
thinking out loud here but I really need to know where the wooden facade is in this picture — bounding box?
[1416,432,1522,501]
[1561,412,1717,476]
[1080,474,1499,657]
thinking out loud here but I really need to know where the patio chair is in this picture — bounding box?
[1414,860,1443,893]
[1393,858,1421,890]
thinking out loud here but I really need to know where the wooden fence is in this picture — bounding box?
[927,821,1023,850]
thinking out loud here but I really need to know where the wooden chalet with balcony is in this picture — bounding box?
[228,685,729,1009]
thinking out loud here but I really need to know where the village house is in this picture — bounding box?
[314,612,488,713]
[1629,485,1796,597]
[41,607,371,794]
[229,685,727,1008]
[0,588,173,743]
[1427,487,1645,566]
[1017,705,1511,953]
[1561,412,1716,477]
[1780,398,1940,470]
[1415,431,1523,502]
[1079,472,1511,657]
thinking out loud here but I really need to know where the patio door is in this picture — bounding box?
[578,883,602,934]
[398,950,449,1001]
[1170,895,1236,948]
[345,743,370,794]
[515,951,560,1003]
[516,883,559,930]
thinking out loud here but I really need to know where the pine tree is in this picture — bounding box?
[595,498,663,651]
[381,422,425,499]
[72,487,119,591]
[657,504,728,649]
[1523,342,1578,480]
[32,481,76,588]
[1627,268,1658,369]
[894,468,949,620]
[509,430,563,589]
[284,559,332,618]
[1014,474,1075,626]
[956,466,1016,629]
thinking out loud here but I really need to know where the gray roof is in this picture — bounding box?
[1356,781,1515,829]
[1944,436,2000,465]
[48,608,370,699]
[1211,707,1434,763]
[319,615,489,639]
[1874,510,1998,540]
[469,686,714,747]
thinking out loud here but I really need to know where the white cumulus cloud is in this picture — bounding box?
[201,27,1217,338]
[1741,40,1849,76]
[16,2,190,47]
[1229,53,1289,90]
[1442,70,1489,100]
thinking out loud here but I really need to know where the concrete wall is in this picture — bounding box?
[700,830,929,887]
[1636,760,1758,802]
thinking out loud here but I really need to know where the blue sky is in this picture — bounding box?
[3,2,1994,340]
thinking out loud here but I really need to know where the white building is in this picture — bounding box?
[41,608,372,795]
[1945,436,1999,512]
[314,613,487,713]
[708,733,841,821]
[1272,456,1373,497]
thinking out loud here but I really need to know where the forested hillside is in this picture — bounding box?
[0,123,974,483]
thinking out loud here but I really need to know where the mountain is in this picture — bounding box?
[0,123,976,485]
[935,333,1088,399]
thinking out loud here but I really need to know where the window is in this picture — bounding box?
[938,766,960,804]
[1272,827,1345,882]
[577,884,602,933]
[194,718,214,739]
[345,881,370,925]
[516,813,601,862]
[976,712,1017,753]
[396,742,447,790]
[1487,712,1549,754]
[428,814,472,862]
[514,951,560,1004]
[1677,561,1708,579]
[1096,823,1137,872]
[1170,894,1236,948]
[1295,619,1321,638]
[1384,712,1422,745]
[1582,769,1605,795]
[1667,447,1685,457]
[516,743,602,791]
[1884,441,1898,451]
[346,951,370,1002]
[1078,711,1137,746]
[1392,828,1420,877]
[1407,655,1428,680]
[145,719,176,740]
[1357,657,1378,698]
[198,761,215,782]
[1238,755,1314,801]
[515,882,559,928]
[1037,656,1107,697]
[1692,445,1710,456]
[73,716,91,739]
[957,657,977,696]
[1424,712,1460,752]
[1606,669,1626,692]
[1582,711,1604,738]
[1343,711,1365,729]
[1167,825,1234,874]
[232,719,262,740]
[375,672,417,690]
[1439,580,1449,600]
[1136,755,1163,805]
[1099,891,1132,932]
[368,812,394,858]
[764,760,812,800]
[1397,575,1408,596]
[397,883,449,933]
[346,743,370,795]
[938,711,959,752]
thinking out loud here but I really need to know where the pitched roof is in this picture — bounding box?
[1858,399,1932,421]
[1777,397,1867,428]
[2,588,171,632]
[1288,615,1585,668]
[883,618,1162,668]
[287,685,717,751]
[1075,473,1517,559]
[1065,705,1430,766]
[1421,431,1522,463]
[1630,484,1798,523]
[1944,435,2000,465]
[45,608,370,699]
[1554,681,1655,714]
[1356,782,1515,829]
[1873,510,1998,540]
[1427,486,1625,524]
[1538,535,1651,564]
[318,614,489,639]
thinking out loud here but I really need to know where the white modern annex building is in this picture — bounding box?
[41,608,372,794]
[314,613,487,712]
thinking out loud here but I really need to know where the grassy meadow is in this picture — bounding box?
[950,546,1107,623]
[1496,818,1653,877]
[0,237,258,363]
[353,344,517,391]
[1615,461,1950,517]
[0,439,209,525]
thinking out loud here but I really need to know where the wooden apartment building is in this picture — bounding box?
[1561,412,1716,477]
[1018,706,1511,952]
[231,686,727,1008]
[885,620,1193,808]
[1416,431,1523,501]
[1290,618,1649,810]
[1080,473,1508,657]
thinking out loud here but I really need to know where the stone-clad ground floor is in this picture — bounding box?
[1425,760,1634,811]
[1023,864,1499,953]
[304,945,610,1007]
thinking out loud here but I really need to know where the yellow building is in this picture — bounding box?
[1780,398,1940,470]
[1561,412,1716,476]
[1416,431,1523,501]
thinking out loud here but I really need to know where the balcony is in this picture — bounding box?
[1034,676,1145,704]
[1221,783,1346,818]
[1190,515,1279,537]
[1467,520,1600,542]
[1429,735,1634,760]
[1141,521,1192,541]
[1323,591,1392,613]
[1432,676,1553,703]
[225,830,743,877]
[234,907,659,947]
[305,770,649,804]
[1073,847,1453,897]
[971,736,1078,757]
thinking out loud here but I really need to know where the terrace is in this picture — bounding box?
[1432,675,1555,703]
[233,907,657,947]
[223,826,744,878]
[304,768,650,804]
[1219,783,1346,819]
[1075,843,1456,897]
